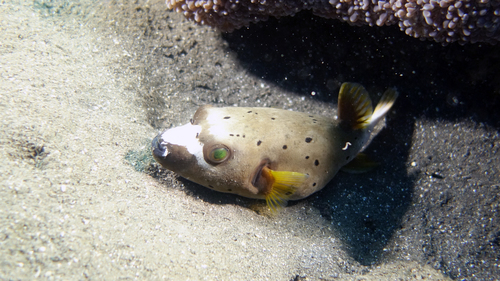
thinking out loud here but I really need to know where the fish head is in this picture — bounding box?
[152,105,263,198]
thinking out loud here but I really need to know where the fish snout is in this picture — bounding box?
[151,132,197,172]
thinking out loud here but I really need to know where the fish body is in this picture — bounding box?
[152,83,398,211]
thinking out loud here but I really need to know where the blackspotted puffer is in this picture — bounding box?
[152,82,398,211]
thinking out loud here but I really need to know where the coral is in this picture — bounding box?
[166,0,500,43]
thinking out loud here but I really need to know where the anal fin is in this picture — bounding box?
[341,153,379,173]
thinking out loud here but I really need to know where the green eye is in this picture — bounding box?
[204,144,231,165]
[211,147,228,161]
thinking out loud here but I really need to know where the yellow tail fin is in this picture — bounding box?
[369,87,398,126]
[338,82,398,130]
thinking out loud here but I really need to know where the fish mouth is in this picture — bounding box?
[152,134,168,159]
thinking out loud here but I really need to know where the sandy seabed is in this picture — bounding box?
[1,1,497,280]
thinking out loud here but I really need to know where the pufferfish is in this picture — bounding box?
[152,82,398,212]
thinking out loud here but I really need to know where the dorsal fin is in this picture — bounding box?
[338,82,374,130]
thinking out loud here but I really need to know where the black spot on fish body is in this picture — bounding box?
[257,140,262,146]
[247,111,252,113]
[283,145,287,149]
[209,185,214,189]
[227,189,232,192]
[271,117,275,120]
[236,134,240,137]
[229,134,234,136]
[313,182,317,187]
[305,137,313,143]
[223,116,231,119]
[242,135,245,138]
[314,160,319,166]
[305,156,310,159]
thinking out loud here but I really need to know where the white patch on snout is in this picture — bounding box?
[160,123,203,156]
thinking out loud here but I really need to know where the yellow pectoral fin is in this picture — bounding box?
[265,170,309,213]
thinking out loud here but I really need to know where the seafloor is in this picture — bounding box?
[0,0,498,280]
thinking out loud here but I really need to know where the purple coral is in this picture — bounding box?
[166,0,500,43]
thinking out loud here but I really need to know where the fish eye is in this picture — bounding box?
[204,144,231,165]
[211,147,228,161]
